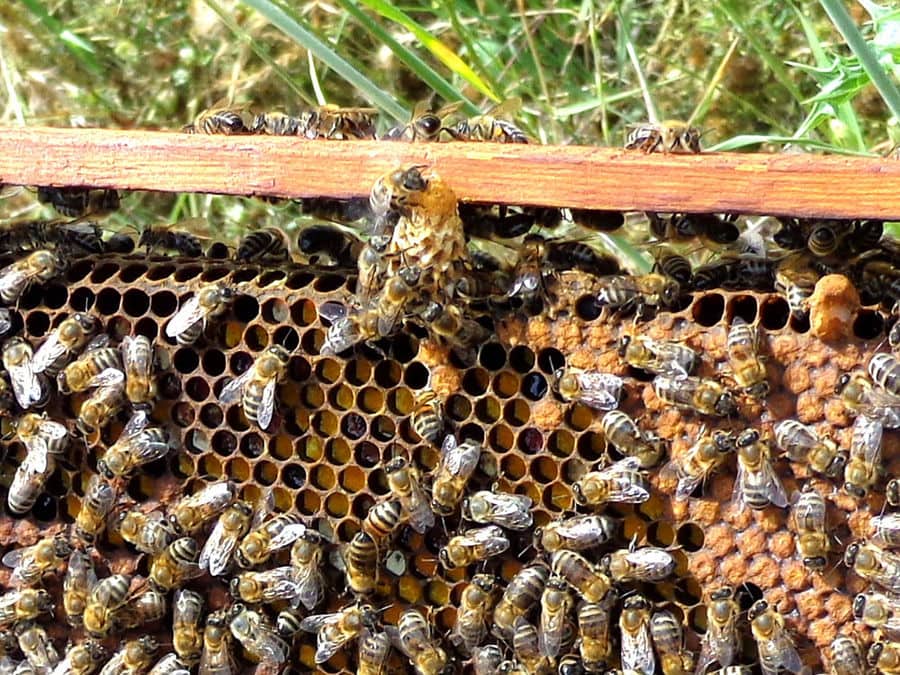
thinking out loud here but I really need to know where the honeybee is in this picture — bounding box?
[149,537,202,591]
[452,574,496,656]
[619,595,655,674]
[748,599,803,675]
[75,368,126,434]
[31,313,96,379]
[98,637,158,675]
[791,484,831,570]
[0,588,53,628]
[533,513,616,553]
[868,640,900,673]
[3,338,43,409]
[773,420,846,477]
[552,367,623,411]
[138,223,206,257]
[9,414,68,515]
[234,227,291,263]
[229,605,288,666]
[600,546,676,582]
[357,628,391,675]
[62,551,96,626]
[775,256,819,320]
[146,653,189,675]
[410,389,443,445]
[601,409,665,469]
[275,608,303,639]
[290,529,326,610]
[82,574,131,637]
[15,622,59,672]
[844,414,884,497]
[617,334,697,378]
[726,317,768,398]
[578,592,617,672]
[695,586,740,674]
[827,636,866,675]
[421,301,490,354]
[625,120,701,153]
[2,535,71,588]
[318,302,368,356]
[111,588,166,632]
[220,344,290,431]
[447,99,528,143]
[121,335,156,407]
[36,186,119,219]
[537,575,571,659]
[56,346,121,394]
[653,375,738,417]
[493,564,548,639]
[473,645,504,675]
[384,457,435,534]
[97,410,169,479]
[74,475,116,543]
[199,610,235,675]
[299,601,378,664]
[165,283,236,346]
[297,223,363,267]
[572,457,651,506]
[115,509,175,555]
[169,481,237,535]
[396,608,450,675]
[344,531,378,595]
[0,217,104,257]
[846,541,900,593]
[298,105,377,140]
[462,490,533,530]
[440,526,510,570]
[250,111,300,135]
[853,589,900,634]
[871,352,900,396]
[182,108,248,134]
[872,513,900,549]
[237,512,307,568]
[551,550,611,603]
[162,590,202,666]
[596,272,682,318]
[362,500,405,542]
[383,101,463,141]
[52,639,107,675]
[200,501,254,577]
[662,428,735,501]
[651,609,693,675]
[0,249,64,305]
[431,435,482,516]
[734,429,788,510]
[511,618,553,675]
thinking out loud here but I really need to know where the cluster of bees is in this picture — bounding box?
[0,98,898,675]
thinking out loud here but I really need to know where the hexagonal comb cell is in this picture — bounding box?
[0,241,891,675]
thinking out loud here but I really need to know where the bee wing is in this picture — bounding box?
[464,526,510,557]
[733,458,749,509]
[218,369,253,405]
[851,415,884,463]
[761,461,788,508]
[20,439,52,474]
[31,332,65,374]
[0,265,26,291]
[440,437,481,476]
[7,359,41,407]
[122,408,150,437]
[257,567,300,603]
[625,548,676,579]
[269,523,308,550]
[0,547,26,569]
[199,518,238,576]
[293,562,325,610]
[406,488,436,534]
[539,607,566,657]
[759,636,803,675]
[484,493,533,530]
[251,627,288,665]
[317,301,348,324]
[298,612,338,633]
[603,456,643,476]
[121,335,150,375]
[165,295,202,338]
[872,514,900,547]
[88,367,125,390]
[256,377,278,431]
[622,621,655,673]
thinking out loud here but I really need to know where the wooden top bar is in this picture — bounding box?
[0,126,898,218]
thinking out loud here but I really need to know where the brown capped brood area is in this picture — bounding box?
[0,168,898,675]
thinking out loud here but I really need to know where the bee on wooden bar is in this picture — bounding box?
[383,101,463,141]
[250,111,300,136]
[182,107,248,134]
[446,98,529,143]
[625,120,701,153]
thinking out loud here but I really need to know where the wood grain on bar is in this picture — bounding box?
[0,126,898,218]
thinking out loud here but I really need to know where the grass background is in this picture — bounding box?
[0,0,898,239]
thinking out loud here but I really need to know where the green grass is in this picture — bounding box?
[0,0,897,239]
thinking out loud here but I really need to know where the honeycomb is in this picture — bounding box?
[0,213,895,673]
